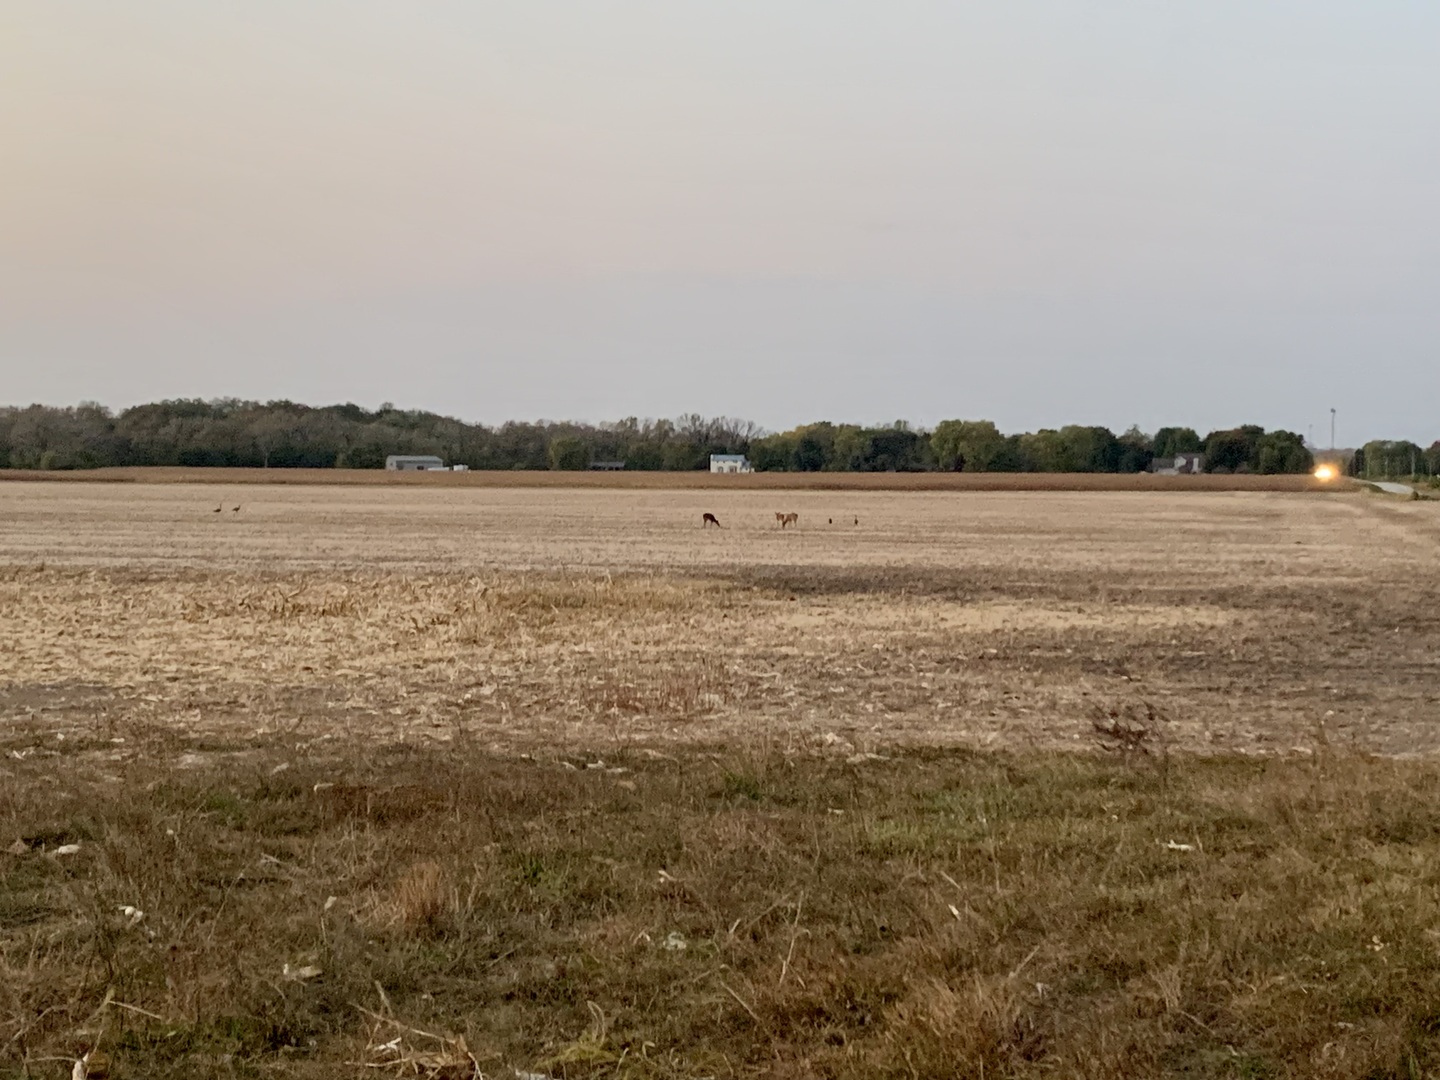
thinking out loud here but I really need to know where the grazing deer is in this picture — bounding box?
[776,512,799,529]
[702,512,722,528]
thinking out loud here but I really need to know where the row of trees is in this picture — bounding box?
[750,421,1318,474]
[0,401,759,473]
[1,399,1427,476]
[1355,440,1440,481]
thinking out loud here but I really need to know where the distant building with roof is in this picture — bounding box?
[1149,453,1205,476]
[385,455,447,471]
[709,454,753,474]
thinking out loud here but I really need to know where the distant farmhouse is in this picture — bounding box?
[385,455,447,471]
[1150,453,1205,476]
[709,454,753,474]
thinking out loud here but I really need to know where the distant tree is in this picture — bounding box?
[5,399,1435,479]
[747,435,787,471]
[662,441,709,471]
[931,420,1008,471]
[1203,427,1265,473]
[336,442,388,469]
[1255,430,1313,474]
[1360,439,1424,479]
[829,426,868,471]
[1152,427,1202,459]
[1057,425,1121,472]
[623,442,665,470]
[1018,430,1070,472]
[795,424,835,471]
[1116,426,1153,473]
[548,436,591,471]
[859,425,927,471]
[492,422,549,470]
[3,404,123,469]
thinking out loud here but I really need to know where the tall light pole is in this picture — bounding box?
[1330,408,1336,451]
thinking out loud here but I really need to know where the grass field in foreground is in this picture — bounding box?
[5,736,1440,1079]
[0,466,1336,492]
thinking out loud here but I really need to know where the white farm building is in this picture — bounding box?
[709,454,753,474]
[385,455,447,471]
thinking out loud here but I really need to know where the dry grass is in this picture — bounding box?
[391,860,453,937]
[5,734,1440,1078]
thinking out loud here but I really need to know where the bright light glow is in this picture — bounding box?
[1314,464,1337,481]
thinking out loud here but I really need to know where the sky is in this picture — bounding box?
[2,2,1437,444]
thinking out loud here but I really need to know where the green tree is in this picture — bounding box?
[1203,426,1265,473]
[1116,426,1153,473]
[859,425,927,471]
[828,426,868,471]
[930,420,1007,471]
[548,436,590,470]
[1153,427,1202,459]
[1360,439,1424,479]
[747,433,794,471]
[1018,430,1070,471]
[1057,426,1121,472]
[1255,430,1312,474]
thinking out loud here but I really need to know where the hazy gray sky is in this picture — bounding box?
[3,2,1436,442]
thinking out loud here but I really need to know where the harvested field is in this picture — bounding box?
[0,480,1436,757]
[5,480,1440,1078]
[0,466,1334,492]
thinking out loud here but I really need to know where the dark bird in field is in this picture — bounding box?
[212,505,222,513]
[231,506,241,513]
[829,518,833,524]
[854,516,859,526]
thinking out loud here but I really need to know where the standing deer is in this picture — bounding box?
[775,512,799,529]
[702,512,722,528]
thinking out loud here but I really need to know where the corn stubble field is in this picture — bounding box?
[3,479,1440,1078]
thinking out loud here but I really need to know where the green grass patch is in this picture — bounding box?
[4,744,1440,1077]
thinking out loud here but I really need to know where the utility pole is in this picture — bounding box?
[1330,408,1336,451]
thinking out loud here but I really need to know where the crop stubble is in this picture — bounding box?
[1,481,1438,757]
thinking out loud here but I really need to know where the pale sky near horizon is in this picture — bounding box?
[2,3,1436,444]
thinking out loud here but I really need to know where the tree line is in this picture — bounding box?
[1,399,1433,476]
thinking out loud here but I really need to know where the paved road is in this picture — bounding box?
[1365,480,1417,495]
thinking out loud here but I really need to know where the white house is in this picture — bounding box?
[709,454,753,474]
[1149,453,1205,476]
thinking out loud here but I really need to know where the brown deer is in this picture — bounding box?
[702,512,722,528]
[776,512,799,529]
